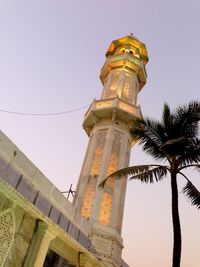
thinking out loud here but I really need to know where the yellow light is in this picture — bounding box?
[81,130,107,220]
[98,132,121,225]
[98,193,112,225]
[119,102,135,113]
[95,100,113,109]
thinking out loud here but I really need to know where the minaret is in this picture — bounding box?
[74,34,148,267]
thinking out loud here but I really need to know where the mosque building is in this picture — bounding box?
[0,34,148,267]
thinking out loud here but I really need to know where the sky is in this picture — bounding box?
[0,0,200,266]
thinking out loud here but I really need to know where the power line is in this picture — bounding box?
[0,104,90,116]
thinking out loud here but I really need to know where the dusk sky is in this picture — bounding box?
[0,1,200,266]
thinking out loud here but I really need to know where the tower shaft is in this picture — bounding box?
[74,34,148,267]
[75,122,131,231]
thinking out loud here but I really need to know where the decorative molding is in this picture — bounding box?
[0,208,15,266]
[88,230,122,267]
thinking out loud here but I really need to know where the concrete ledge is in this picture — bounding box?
[34,192,52,216]
[78,231,89,249]
[31,170,54,198]
[50,186,75,220]
[58,214,70,232]
[49,206,61,224]
[16,176,38,203]
[68,222,80,240]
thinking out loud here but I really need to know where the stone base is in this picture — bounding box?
[88,227,123,267]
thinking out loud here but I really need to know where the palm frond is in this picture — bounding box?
[188,101,200,120]
[161,137,200,157]
[183,181,200,209]
[129,165,168,183]
[99,165,168,188]
[196,165,200,172]
[160,137,186,155]
[162,103,172,130]
[174,101,200,124]
[179,164,200,172]
[131,117,167,160]
[171,101,200,139]
[178,138,200,165]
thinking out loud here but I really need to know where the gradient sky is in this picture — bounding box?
[0,1,200,266]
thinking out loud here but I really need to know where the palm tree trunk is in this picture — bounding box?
[171,173,181,267]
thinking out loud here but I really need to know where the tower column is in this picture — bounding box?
[74,34,148,267]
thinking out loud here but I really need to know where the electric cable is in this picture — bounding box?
[0,104,90,116]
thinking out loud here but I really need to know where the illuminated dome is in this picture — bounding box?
[105,34,148,65]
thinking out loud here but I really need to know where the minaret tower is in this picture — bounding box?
[74,34,148,267]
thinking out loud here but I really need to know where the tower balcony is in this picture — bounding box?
[83,97,142,136]
[100,53,147,90]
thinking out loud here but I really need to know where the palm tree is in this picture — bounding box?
[100,101,200,267]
